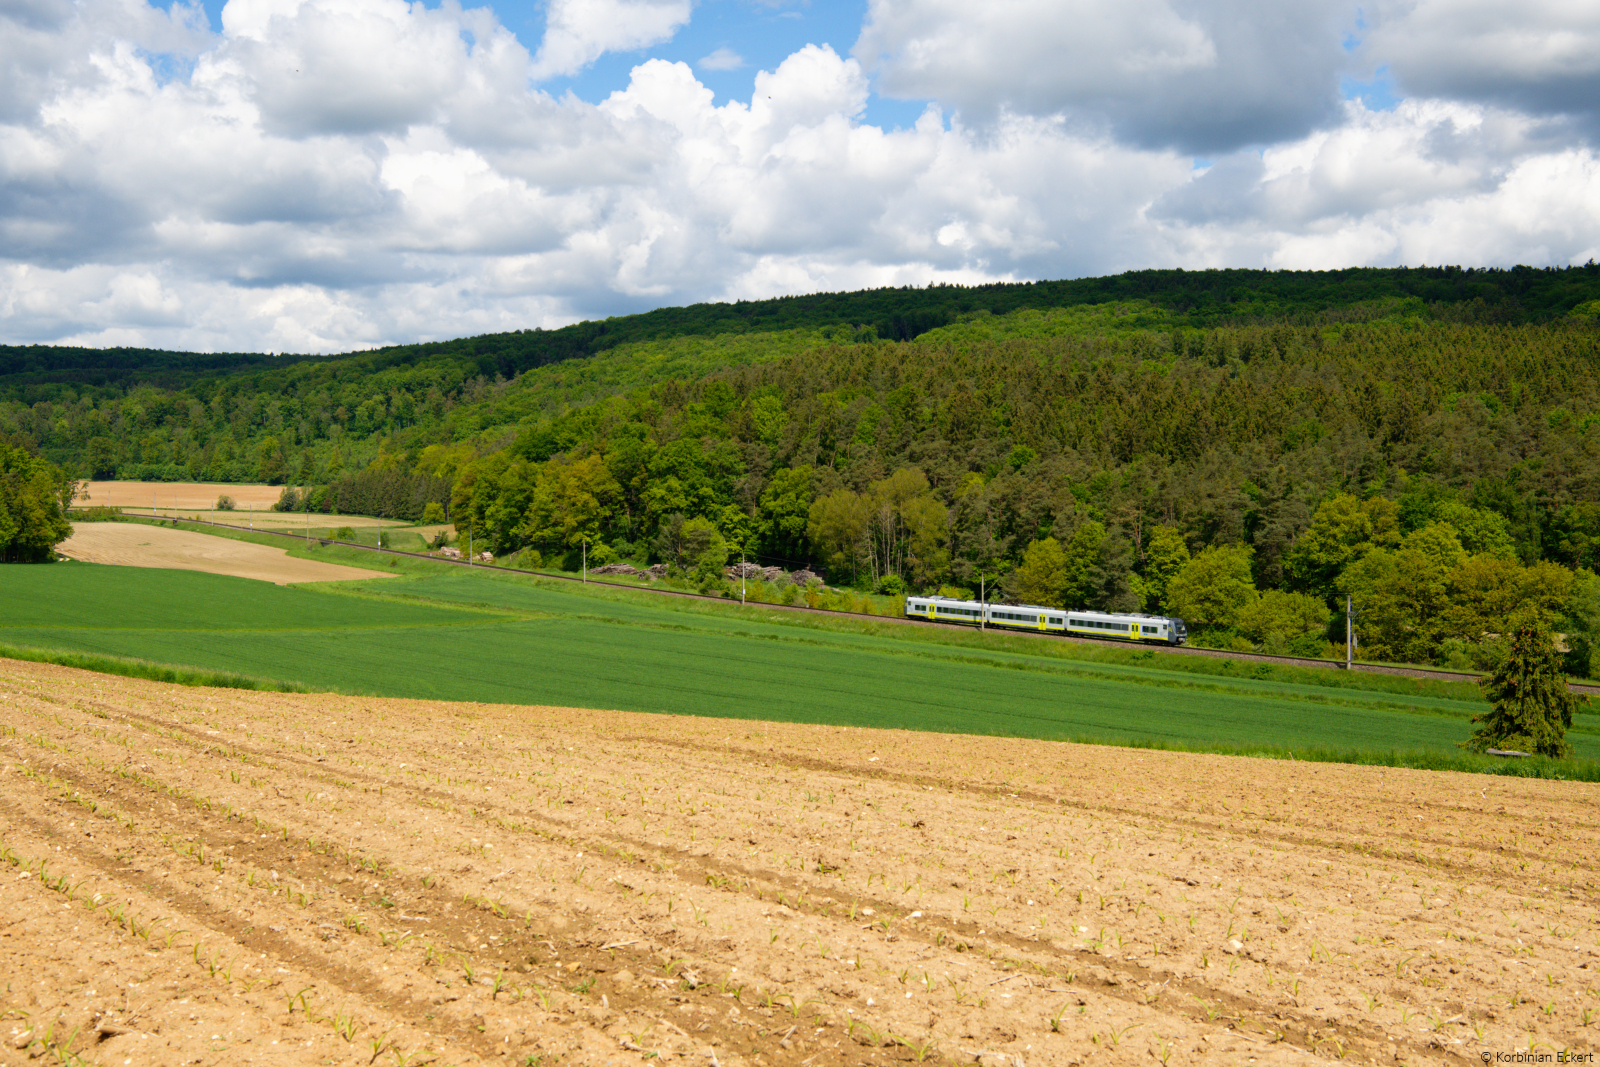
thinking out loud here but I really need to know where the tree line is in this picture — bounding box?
[5,265,1600,487]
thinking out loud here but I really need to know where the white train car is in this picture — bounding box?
[903,595,1187,645]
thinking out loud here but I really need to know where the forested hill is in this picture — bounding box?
[5,265,1600,399]
[7,264,1600,672]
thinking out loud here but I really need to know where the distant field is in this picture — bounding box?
[78,480,285,511]
[4,563,1596,768]
[59,523,393,584]
[74,480,430,533]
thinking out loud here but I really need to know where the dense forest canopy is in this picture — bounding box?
[5,265,1600,670]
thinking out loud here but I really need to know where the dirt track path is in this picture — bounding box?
[1,658,1596,1065]
[58,523,393,584]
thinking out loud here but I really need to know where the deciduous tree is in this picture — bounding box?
[1237,590,1329,650]
[1141,525,1190,608]
[1010,537,1068,607]
[0,443,74,563]
[1284,493,1399,598]
[1165,543,1256,628]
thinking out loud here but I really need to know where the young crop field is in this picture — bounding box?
[2,657,1598,1066]
[4,562,1598,767]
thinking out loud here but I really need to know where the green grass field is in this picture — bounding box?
[3,560,1596,777]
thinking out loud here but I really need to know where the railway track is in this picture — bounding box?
[113,511,1600,697]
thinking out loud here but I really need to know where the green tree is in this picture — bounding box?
[807,488,870,581]
[85,436,117,479]
[653,512,690,569]
[0,443,74,563]
[1141,526,1190,608]
[1338,524,1466,662]
[1434,501,1516,558]
[1091,530,1140,612]
[1010,537,1068,607]
[899,491,950,589]
[519,454,622,552]
[1463,626,1585,757]
[1441,556,1573,642]
[758,466,814,558]
[1284,493,1399,598]
[681,516,727,583]
[1060,521,1106,608]
[861,468,946,590]
[450,453,537,552]
[256,436,286,484]
[1165,543,1256,628]
[1237,590,1330,651]
[1561,569,1600,678]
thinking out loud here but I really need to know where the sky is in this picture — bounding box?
[2,0,1599,352]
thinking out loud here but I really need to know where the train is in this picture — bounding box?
[903,595,1188,645]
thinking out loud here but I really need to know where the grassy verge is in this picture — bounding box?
[0,641,309,693]
[1108,736,1600,782]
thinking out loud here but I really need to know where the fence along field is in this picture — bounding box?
[4,564,1598,766]
[2,657,1597,1065]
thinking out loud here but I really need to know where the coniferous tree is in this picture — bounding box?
[1464,626,1585,757]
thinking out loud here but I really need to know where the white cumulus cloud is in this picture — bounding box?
[853,0,1355,152]
[698,46,744,72]
[529,0,692,80]
[0,0,1597,351]
[1363,0,1600,125]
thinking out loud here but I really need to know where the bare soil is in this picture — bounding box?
[1,658,1596,1066]
[57,524,393,585]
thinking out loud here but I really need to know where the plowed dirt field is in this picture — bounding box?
[2,658,1596,1066]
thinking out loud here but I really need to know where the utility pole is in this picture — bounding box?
[1346,594,1353,670]
[582,538,587,582]
[740,546,746,605]
[980,574,986,631]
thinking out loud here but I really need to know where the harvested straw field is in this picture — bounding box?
[56,524,392,584]
[77,482,289,513]
[1,658,1596,1066]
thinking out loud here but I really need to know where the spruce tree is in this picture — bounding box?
[1464,626,1585,758]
